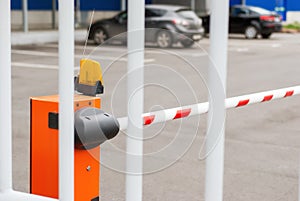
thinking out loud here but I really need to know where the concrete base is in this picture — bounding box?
[11,30,86,46]
[12,11,118,30]
[0,190,56,201]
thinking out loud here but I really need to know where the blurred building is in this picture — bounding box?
[10,0,300,30]
[230,0,300,21]
[152,0,300,22]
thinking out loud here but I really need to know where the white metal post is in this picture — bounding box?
[52,0,56,29]
[22,0,28,32]
[242,0,246,6]
[191,0,195,10]
[0,0,12,193]
[121,0,126,11]
[205,0,229,201]
[75,0,81,27]
[126,0,145,201]
[58,0,75,201]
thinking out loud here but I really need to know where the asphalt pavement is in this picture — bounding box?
[11,33,300,201]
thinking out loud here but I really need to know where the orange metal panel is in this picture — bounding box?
[30,95,101,201]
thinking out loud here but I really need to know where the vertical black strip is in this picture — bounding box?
[29,99,32,193]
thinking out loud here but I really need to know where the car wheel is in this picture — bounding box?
[156,30,173,48]
[244,25,258,39]
[93,27,108,45]
[261,33,272,39]
[181,40,194,48]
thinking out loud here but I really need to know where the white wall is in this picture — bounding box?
[11,11,118,30]
[286,11,300,23]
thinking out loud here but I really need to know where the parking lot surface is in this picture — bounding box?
[12,33,300,201]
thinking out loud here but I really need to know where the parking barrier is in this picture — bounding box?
[117,85,300,130]
[1,0,299,200]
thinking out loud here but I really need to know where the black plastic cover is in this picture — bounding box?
[74,76,104,96]
[74,107,119,150]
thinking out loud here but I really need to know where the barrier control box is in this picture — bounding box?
[30,95,101,201]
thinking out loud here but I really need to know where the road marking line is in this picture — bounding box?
[12,49,155,63]
[12,50,57,57]
[271,43,281,48]
[146,50,207,57]
[144,58,155,63]
[44,43,127,53]
[236,48,249,52]
[12,62,80,70]
[12,62,58,69]
[42,43,207,58]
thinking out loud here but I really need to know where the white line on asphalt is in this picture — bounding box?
[236,48,249,52]
[145,58,156,63]
[44,43,127,53]
[12,62,58,69]
[271,43,282,48]
[146,50,207,57]
[11,49,155,63]
[12,49,57,57]
[228,47,247,52]
[12,62,80,70]
[229,42,283,48]
[42,43,207,57]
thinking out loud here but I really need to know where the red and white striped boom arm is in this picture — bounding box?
[118,85,300,131]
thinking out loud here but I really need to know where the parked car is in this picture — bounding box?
[200,5,282,39]
[88,4,205,48]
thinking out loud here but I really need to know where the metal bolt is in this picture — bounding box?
[86,165,91,171]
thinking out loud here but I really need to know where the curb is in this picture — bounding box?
[281,28,300,33]
[11,30,87,46]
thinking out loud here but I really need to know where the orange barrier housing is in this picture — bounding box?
[30,95,101,201]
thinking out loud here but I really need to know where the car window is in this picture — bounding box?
[248,6,272,15]
[176,9,199,20]
[231,7,250,16]
[117,11,127,21]
[145,8,167,18]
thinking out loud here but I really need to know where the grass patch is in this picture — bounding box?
[283,21,300,31]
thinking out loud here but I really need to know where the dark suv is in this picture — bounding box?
[201,5,282,39]
[88,4,204,48]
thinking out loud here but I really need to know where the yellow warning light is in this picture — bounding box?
[79,58,103,86]
[75,58,104,96]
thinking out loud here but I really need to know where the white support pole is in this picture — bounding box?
[242,0,246,6]
[0,0,12,192]
[299,159,300,201]
[205,0,229,201]
[121,0,126,11]
[22,0,28,32]
[75,0,81,27]
[58,0,74,201]
[126,0,145,201]
[191,0,196,10]
[52,0,56,29]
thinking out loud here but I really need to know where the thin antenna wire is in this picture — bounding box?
[83,9,95,57]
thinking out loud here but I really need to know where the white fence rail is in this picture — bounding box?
[0,0,73,200]
[0,0,13,193]
[0,0,299,201]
